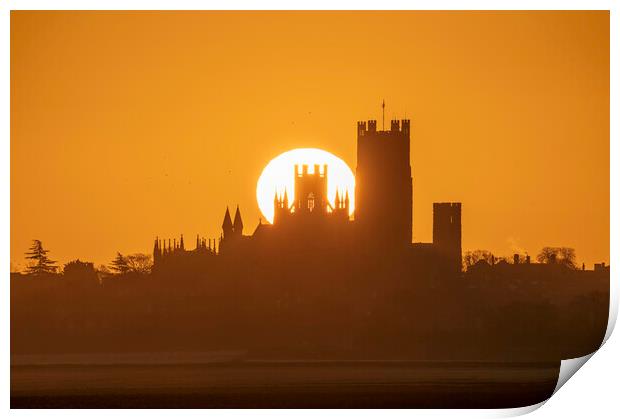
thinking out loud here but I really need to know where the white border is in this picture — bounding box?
[2,2,617,418]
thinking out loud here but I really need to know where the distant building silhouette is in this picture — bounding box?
[153,118,461,276]
[433,203,462,274]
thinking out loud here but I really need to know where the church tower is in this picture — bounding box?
[293,164,329,216]
[355,119,412,246]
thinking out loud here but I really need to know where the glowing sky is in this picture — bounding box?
[10,11,609,269]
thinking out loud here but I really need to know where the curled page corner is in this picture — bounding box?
[548,294,618,398]
[504,400,547,417]
[499,352,597,417]
[603,294,617,343]
[553,352,595,395]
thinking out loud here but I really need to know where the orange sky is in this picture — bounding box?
[10,11,609,270]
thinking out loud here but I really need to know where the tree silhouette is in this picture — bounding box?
[24,240,57,275]
[109,252,130,274]
[463,250,494,269]
[125,253,153,274]
[63,259,97,281]
[109,252,152,274]
[97,264,111,276]
[536,247,577,269]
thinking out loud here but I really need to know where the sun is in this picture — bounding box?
[256,148,355,224]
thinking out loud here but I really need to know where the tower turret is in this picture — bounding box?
[233,205,244,236]
[222,207,233,239]
[153,236,161,265]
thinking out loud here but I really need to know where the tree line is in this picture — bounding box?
[18,239,152,278]
[462,246,578,270]
[18,239,584,279]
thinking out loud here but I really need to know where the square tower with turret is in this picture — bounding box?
[355,119,413,246]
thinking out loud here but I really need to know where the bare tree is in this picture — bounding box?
[558,247,577,269]
[109,252,152,275]
[463,250,494,269]
[125,253,153,275]
[536,247,577,269]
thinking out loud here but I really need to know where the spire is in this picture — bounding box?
[222,206,233,238]
[180,234,185,250]
[153,237,161,263]
[233,205,244,235]
[196,234,200,250]
[335,190,340,209]
[382,99,386,131]
[283,188,289,209]
[345,190,350,210]
[273,191,280,224]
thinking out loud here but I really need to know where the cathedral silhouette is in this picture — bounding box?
[152,118,463,278]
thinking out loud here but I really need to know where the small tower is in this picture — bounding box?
[334,190,340,211]
[332,189,349,220]
[273,189,292,225]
